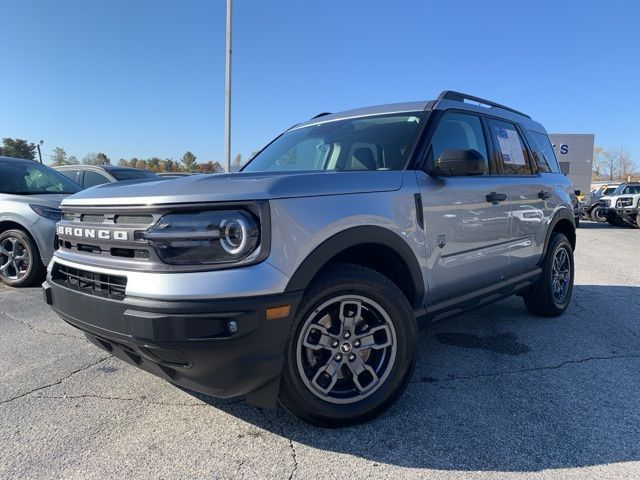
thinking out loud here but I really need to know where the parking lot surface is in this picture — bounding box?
[1,222,639,479]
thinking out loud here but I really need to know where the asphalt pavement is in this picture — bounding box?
[1,221,639,479]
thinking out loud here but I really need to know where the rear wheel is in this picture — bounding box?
[523,233,574,317]
[0,229,44,287]
[279,264,417,427]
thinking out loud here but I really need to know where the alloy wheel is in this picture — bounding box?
[551,247,571,304]
[295,295,397,404]
[0,237,30,281]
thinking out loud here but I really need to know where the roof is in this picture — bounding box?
[290,91,546,133]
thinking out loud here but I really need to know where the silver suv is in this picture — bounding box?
[44,91,576,426]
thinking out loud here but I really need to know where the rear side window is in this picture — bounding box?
[429,112,489,174]
[487,119,533,175]
[624,185,640,194]
[530,131,560,173]
[83,170,110,188]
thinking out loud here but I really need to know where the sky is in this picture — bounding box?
[1,0,639,167]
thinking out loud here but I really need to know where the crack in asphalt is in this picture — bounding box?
[31,393,211,408]
[14,318,81,340]
[287,438,299,480]
[413,353,640,384]
[0,356,111,405]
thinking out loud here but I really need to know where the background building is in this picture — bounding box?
[548,134,595,194]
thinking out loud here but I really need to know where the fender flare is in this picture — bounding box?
[541,207,576,261]
[284,226,425,307]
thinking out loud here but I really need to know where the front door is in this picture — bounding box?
[417,111,510,304]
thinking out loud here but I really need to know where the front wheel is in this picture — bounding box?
[279,264,417,427]
[523,233,574,317]
[590,206,606,222]
[0,229,45,287]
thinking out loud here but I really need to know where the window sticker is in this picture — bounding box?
[495,127,526,165]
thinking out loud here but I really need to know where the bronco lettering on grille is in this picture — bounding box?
[57,225,129,241]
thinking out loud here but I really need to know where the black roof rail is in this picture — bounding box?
[437,91,531,119]
[311,112,332,119]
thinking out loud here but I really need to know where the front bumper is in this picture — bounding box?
[43,277,302,407]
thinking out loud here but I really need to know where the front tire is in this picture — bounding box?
[590,206,606,222]
[0,229,45,287]
[523,233,574,317]
[279,264,417,427]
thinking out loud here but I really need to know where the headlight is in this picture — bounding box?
[30,204,62,220]
[142,209,260,265]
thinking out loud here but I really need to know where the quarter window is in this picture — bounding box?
[429,112,489,174]
[488,120,533,175]
[531,131,560,173]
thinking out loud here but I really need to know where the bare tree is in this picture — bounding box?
[595,147,636,181]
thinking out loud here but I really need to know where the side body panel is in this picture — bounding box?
[416,171,511,304]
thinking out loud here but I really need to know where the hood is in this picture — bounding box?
[2,193,68,209]
[61,170,404,207]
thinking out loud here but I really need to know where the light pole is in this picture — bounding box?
[224,0,232,173]
[36,140,43,164]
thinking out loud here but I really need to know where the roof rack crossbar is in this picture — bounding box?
[437,91,531,119]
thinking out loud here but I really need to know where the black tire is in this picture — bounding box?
[279,263,417,427]
[575,217,580,228]
[523,233,574,317]
[636,214,640,229]
[0,229,45,287]
[605,212,618,226]
[590,206,606,222]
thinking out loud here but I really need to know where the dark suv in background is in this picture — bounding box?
[54,165,157,190]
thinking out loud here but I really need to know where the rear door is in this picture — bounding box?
[486,120,556,277]
[417,111,510,304]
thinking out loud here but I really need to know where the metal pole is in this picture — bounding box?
[224,0,232,173]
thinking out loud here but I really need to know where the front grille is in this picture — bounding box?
[52,263,127,300]
[617,198,633,208]
[82,214,106,223]
[115,214,154,225]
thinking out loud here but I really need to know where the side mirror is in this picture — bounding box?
[574,190,581,196]
[431,149,486,176]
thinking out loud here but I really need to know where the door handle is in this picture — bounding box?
[538,190,551,200]
[486,192,507,204]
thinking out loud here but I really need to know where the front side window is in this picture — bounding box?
[489,120,533,175]
[0,160,80,195]
[242,113,425,172]
[428,112,489,174]
[83,170,110,188]
[58,169,82,184]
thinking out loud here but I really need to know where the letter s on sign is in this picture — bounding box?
[560,144,569,155]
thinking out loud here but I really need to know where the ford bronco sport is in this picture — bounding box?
[44,91,576,426]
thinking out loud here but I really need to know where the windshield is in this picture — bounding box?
[110,169,158,181]
[243,113,425,172]
[0,160,81,195]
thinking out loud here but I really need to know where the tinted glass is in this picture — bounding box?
[0,160,80,194]
[58,169,82,184]
[83,170,110,188]
[429,112,489,173]
[489,120,533,175]
[624,185,640,194]
[110,169,158,181]
[243,113,425,172]
[603,187,617,195]
[531,131,560,173]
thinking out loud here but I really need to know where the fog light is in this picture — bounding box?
[227,320,238,333]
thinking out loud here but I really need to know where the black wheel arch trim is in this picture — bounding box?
[540,207,576,262]
[284,226,425,308]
